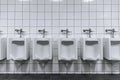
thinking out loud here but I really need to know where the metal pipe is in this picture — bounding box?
[61,29,70,38]
[15,29,24,38]
[38,29,46,38]
[83,28,93,38]
[105,29,117,38]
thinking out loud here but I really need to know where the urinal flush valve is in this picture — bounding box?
[38,29,47,38]
[83,28,93,38]
[105,28,117,38]
[15,29,24,38]
[61,29,71,38]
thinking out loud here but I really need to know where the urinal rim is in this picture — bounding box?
[108,58,120,61]
[9,38,26,41]
[60,38,76,41]
[104,38,120,41]
[33,38,51,41]
[82,38,102,41]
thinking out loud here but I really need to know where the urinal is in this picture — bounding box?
[0,38,6,60]
[104,38,120,60]
[81,38,103,61]
[32,38,52,60]
[7,38,30,60]
[58,38,78,61]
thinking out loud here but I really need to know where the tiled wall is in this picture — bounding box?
[0,0,120,74]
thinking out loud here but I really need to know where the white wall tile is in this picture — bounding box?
[1,0,7,4]
[112,5,119,11]
[60,5,67,12]
[23,5,30,11]
[45,5,52,12]
[1,12,7,19]
[8,12,15,19]
[8,5,15,11]
[104,0,111,4]
[16,5,22,11]
[8,20,15,26]
[1,5,7,11]
[112,0,119,4]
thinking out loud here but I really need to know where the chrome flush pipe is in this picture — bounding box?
[83,28,93,38]
[15,29,24,38]
[61,29,70,38]
[105,29,117,38]
[38,29,47,38]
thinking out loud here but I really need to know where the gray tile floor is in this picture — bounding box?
[0,74,120,80]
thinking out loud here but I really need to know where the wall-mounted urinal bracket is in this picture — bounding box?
[105,29,117,38]
[15,29,24,38]
[83,28,93,38]
[38,29,47,38]
[61,29,71,38]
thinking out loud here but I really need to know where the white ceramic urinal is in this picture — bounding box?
[104,38,120,60]
[0,38,6,60]
[58,38,77,61]
[32,38,52,60]
[7,38,30,60]
[81,38,103,61]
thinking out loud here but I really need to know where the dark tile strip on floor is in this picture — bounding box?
[1,74,120,80]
